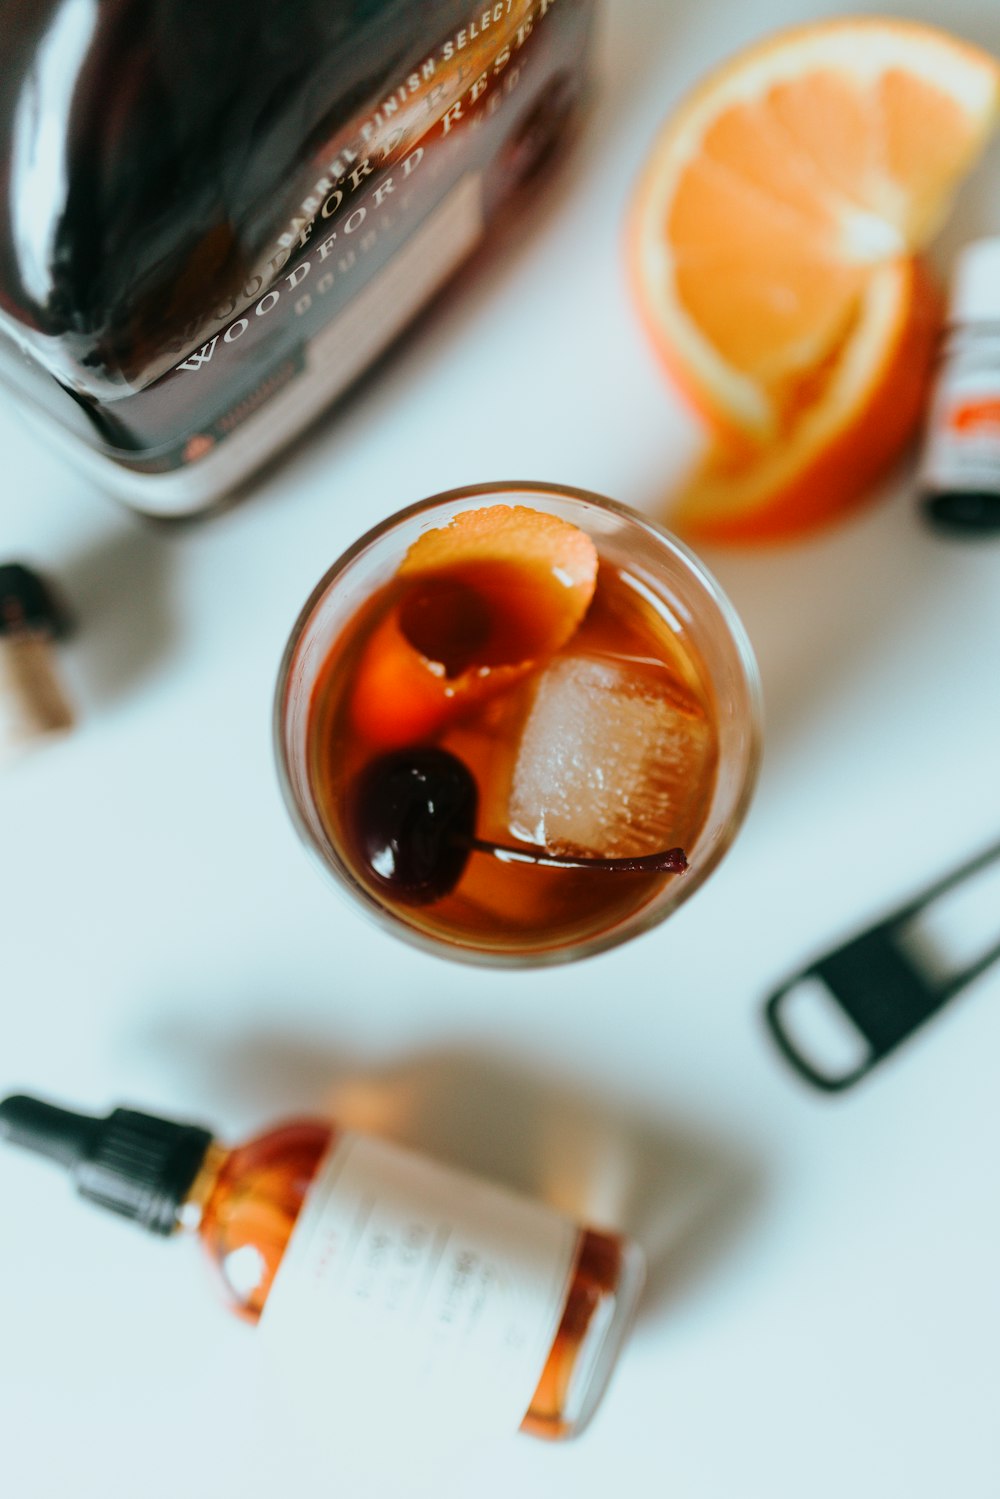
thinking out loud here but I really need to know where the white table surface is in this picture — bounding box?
[3,2,1000,1495]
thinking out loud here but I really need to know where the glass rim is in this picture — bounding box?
[273,479,764,969]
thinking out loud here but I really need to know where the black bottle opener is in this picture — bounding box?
[764,838,1000,1091]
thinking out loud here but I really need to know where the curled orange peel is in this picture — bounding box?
[350,505,599,748]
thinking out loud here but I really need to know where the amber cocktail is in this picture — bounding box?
[275,483,761,965]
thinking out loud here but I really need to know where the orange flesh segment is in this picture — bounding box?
[349,505,598,748]
[878,71,976,229]
[766,72,881,206]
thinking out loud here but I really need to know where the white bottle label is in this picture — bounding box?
[258,1133,579,1444]
[921,368,1000,492]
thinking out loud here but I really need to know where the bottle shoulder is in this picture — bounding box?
[197,1119,334,1322]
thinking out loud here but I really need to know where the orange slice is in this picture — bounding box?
[350,505,598,747]
[627,18,1000,540]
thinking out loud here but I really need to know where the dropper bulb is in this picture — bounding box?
[0,1094,99,1167]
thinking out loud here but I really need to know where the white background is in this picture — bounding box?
[2,1,1000,1495]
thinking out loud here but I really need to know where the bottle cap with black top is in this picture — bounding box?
[0,563,75,762]
[0,1094,214,1235]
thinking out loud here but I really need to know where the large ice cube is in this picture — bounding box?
[508,654,715,859]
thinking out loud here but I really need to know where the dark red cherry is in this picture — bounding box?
[349,748,477,906]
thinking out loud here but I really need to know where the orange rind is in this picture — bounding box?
[350,505,599,747]
[674,257,943,543]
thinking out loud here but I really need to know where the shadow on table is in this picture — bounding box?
[147,1024,765,1323]
[683,496,943,755]
[60,523,178,709]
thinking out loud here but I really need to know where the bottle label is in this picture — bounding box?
[922,368,1000,493]
[258,1132,579,1442]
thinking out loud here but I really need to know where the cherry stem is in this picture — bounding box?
[467,836,688,875]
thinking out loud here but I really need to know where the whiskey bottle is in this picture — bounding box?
[0,0,596,517]
[0,1092,644,1441]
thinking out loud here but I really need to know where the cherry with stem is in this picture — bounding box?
[349,748,688,907]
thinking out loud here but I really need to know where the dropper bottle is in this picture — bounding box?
[919,238,1000,535]
[0,1093,643,1441]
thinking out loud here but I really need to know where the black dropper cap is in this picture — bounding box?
[0,564,72,639]
[0,563,76,760]
[0,1095,214,1235]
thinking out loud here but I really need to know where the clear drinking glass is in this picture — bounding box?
[274,482,762,966]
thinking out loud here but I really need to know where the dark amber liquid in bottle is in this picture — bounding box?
[195,1120,632,1439]
[0,0,597,509]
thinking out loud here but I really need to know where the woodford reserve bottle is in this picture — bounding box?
[0,0,597,516]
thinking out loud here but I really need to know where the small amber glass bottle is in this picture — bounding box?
[0,1094,643,1441]
[919,238,1000,536]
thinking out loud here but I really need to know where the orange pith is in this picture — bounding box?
[627,18,1000,540]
